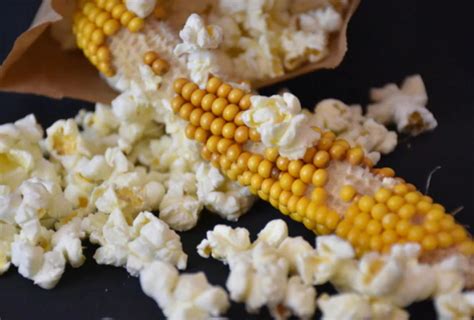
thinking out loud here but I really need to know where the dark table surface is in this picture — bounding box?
[0,1,472,319]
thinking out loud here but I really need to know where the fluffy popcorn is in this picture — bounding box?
[226,242,290,313]
[255,219,288,248]
[281,30,328,70]
[93,210,187,275]
[299,7,343,33]
[158,173,203,231]
[317,293,409,320]
[312,99,398,163]
[243,93,320,159]
[45,119,90,159]
[140,261,230,320]
[367,75,437,136]
[434,291,474,320]
[201,220,318,318]
[10,217,85,289]
[195,163,255,221]
[125,0,157,18]
[197,224,252,262]
[127,211,187,276]
[280,275,317,319]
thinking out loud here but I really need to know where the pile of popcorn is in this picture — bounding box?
[198,219,474,319]
[0,10,445,320]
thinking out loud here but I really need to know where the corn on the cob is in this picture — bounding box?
[69,0,473,286]
[171,76,474,284]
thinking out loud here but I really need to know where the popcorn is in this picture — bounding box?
[158,173,203,231]
[93,210,187,275]
[195,163,255,221]
[201,220,318,318]
[312,99,398,163]
[125,0,157,18]
[10,217,85,289]
[255,219,288,248]
[367,75,437,136]
[140,261,230,320]
[434,291,474,320]
[317,293,409,320]
[226,242,290,313]
[197,224,252,262]
[45,119,90,159]
[243,93,320,159]
[127,211,188,276]
[281,276,317,319]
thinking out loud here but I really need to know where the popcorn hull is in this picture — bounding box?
[0,0,360,104]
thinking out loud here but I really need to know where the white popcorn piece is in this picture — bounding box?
[140,261,230,320]
[126,211,187,276]
[434,291,474,320]
[93,210,187,275]
[227,242,290,313]
[10,217,85,289]
[255,219,289,248]
[243,93,320,160]
[279,275,317,319]
[197,224,252,262]
[312,99,398,164]
[318,293,409,320]
[195,163,255,221]
[125,0,157,18]
[159,173,203,231]
[367,75,437,136]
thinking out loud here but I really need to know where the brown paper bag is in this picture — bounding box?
[0,0,360,104]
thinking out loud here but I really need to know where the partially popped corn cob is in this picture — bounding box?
[171,76,474,284]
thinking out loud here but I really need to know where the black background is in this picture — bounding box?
[0,1,472,319]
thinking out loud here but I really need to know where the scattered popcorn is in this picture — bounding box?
[255,219,288,248]
[367,75,437,136]
[125,0,157,18]
[45,119,90,159]
[242,93,320,159]
[197,224,252,262]
[10,217,85,289]
[434,291,474,320]
[140,261,230,320]
[312,99,398,164]
[195,163,255,221]
[317,293,409,320]
[93,210,187,275]
[280,275,317,319]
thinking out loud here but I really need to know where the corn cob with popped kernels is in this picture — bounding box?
[171,76,474,287]
[70,0,473,286]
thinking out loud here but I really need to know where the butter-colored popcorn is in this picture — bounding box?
[318,293,409,320]
[197,224,252,262]
[125,0,157,18]
[243,93,320,159]
[45,119,91,159]
[81,211,108,245]
[434,291,474,320]
[367,75,437,136]
[312,99,398,164]
[195,163,255,221]
[140,261,230,320]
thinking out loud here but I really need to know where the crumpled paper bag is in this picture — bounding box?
[0,0,360,104]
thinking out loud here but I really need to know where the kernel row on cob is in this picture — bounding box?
[72,0,149,77]
[171,76,474,259]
